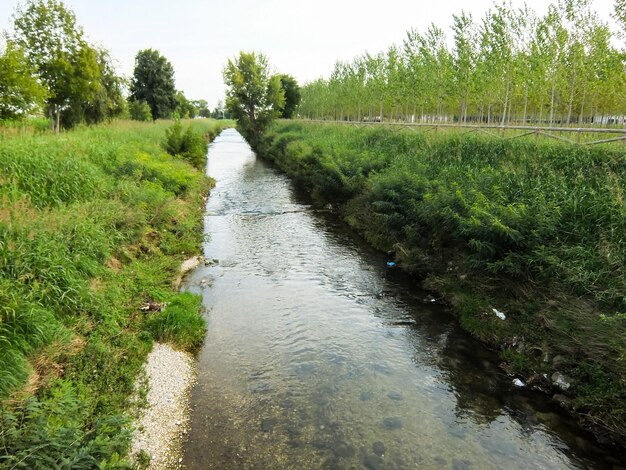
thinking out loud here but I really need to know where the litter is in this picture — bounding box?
[386,261,397,267]
[513,378,526,387]
[492,308,506,320]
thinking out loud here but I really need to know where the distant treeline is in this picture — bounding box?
[299,0,626,126]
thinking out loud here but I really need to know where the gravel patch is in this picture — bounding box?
[131,343,195,469]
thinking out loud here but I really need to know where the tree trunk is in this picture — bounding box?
[501,78,510,126]
[549,81,556,125]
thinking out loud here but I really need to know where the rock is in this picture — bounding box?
[372,441,386,456]
[387,391,403,400]
[362,454,383,470]
[180,256,202,274]
[360,390,374,401]
[434,456,447,466]
[552,355,566,369]
[551,372,572,391]
[261,418,277,432]
[553,393,573,408]
[452,459,472,470]
[382,416,402,430]
[334,442,356,458]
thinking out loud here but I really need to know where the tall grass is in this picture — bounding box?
[258,121,626,443]
[0,118,228,467]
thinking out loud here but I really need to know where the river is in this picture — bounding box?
[181,128,614,469]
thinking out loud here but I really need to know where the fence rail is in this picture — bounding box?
[297,119,626,146]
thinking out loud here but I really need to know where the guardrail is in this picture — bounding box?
[297,119,626,146]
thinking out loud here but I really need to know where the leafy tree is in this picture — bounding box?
[0,41,48,120]
[277,74,301,118]
[130,49,177,120]
[83,48,126,125]
[11,0,102,131]
[192,99,211,118]
[223,51,284,146]
[128,99,152,121]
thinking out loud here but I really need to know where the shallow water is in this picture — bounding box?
[182,128,615,469]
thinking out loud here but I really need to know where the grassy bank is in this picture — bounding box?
[257,121,626,446]
[0,119,229,467]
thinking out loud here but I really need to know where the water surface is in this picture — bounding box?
[183,129,614,469]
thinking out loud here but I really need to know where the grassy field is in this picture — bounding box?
[0,118,230,468]
[258,121,626,445]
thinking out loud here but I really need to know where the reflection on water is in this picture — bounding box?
[182,129,613,469]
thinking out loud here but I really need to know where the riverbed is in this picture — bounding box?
[181,128,614,469]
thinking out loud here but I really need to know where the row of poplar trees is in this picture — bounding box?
[299,0,626,126]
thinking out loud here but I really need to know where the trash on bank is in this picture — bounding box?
[492,308,506,320]
[513,378,526,387]
[386,261,397,267]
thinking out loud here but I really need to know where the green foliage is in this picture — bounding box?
[146,293,206,351]
[0,119,226,465]
[128,99,152,121]
[0,382,133,469]
[277,74,301,119]
[223,51,285,147]
[130,49,177,120]
[260,121,626,438]
[164,120,209,169]
[10,0,124,130]
[0,41,48,119]
[299,1,625,126]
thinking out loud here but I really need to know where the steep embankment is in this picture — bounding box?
[0,119,228,467]
[257,121,626,447]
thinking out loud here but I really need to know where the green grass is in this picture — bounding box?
[146,292,206,350]
[258,121,626,443]
[0,118,228,467]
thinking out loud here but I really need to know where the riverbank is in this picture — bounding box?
[256,121,626,448]
[0,119,231,467]
[131,343,195,469]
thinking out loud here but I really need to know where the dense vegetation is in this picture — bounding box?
[1,0,211,130]
[0,119,229,467]
[257,121,626,445]
[223,51,286,147]
[298,0,626,126]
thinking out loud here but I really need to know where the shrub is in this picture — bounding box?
[164,120,208,169]
[128,100,152,121]
[145,292,206,351]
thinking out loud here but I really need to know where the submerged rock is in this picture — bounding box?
[382,416,402,430]
[372,441,386,456]
[387,391,403,400]
[261,417,278,432]
[334,442,356,458]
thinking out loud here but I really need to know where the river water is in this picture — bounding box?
[182,129,613,469]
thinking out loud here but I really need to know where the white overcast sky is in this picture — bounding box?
[0,0,619,108]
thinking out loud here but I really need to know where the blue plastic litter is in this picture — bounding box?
[386,261,397,267]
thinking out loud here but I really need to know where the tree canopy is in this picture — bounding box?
[223,51,284,146]
[0,41,48,120]
[9,0,125,130]
[298,0,626,126]
[277,74,301,119]
[130,49,177,120]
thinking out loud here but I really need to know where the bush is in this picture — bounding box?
[128,100,152,121]
[164,120,208,169]
[145,292,206,350]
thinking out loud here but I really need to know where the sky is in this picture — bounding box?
[0,0,619,109]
